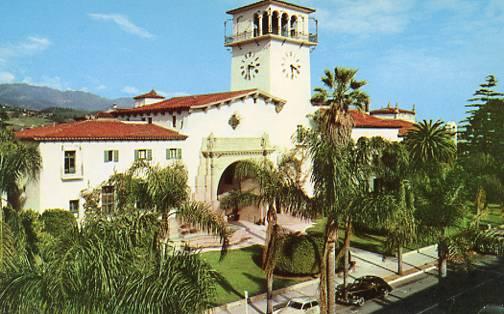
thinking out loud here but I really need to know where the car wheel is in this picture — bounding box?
[356,297,365,307]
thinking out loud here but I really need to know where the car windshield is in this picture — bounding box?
[288,301,304,309]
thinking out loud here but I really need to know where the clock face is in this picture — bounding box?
[240,52,260,80]
[282,51,301,80]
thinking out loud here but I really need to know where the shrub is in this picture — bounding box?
[41,209,77,237]
[473,229,504,256]
[274,233,324,276]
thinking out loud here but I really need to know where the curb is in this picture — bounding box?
[208,278,320,313]
[388,264,437,285]
[403,244,437,257]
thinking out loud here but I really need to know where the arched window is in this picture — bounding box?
[236,16,243,35]
[272,11,279,34]
[262,12,269,34]
[253,14,260,37]
[281,13,289,37]
[290,15,298,37]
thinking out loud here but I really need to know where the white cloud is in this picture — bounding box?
[121,86,139,95]
[0,36,51,65]
[314,0,415,35]
[96,84,107,90]
[89,13,154,39]
[22,75,69,90]
[0,71,15,83]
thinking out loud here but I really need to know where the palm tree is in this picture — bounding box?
[221,157,308,314]
[385,182,416,275]
[0,209,220,313]
[415,166,467,278]
[0,129,41,211]
[404,120,456,174]
[308,67,370,314]
[108,161,231,257]
[311,67,370,145]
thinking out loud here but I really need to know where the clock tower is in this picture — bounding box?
[225,0,318,127]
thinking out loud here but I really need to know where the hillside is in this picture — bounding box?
[0,83,132,111]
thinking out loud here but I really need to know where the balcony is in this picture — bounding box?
[224,30,318,47]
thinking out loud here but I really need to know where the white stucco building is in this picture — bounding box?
[16,0,414,220]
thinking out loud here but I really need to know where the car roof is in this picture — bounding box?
[289,296,318,303]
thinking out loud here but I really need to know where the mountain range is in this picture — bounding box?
[0,83,133,111]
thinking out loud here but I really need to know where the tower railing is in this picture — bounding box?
[224,30,318,45]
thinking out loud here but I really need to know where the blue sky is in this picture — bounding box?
[1,0,503,122]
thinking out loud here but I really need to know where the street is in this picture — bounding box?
[338,255,504,314]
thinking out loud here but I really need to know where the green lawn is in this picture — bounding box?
[480,204,504,228]
[306,218,388,254]
[201,245,304,306]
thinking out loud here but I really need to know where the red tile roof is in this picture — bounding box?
[350,111,414,136]
[15,120,187,142]
[95,111,114,118]
[227,0,315,14]
[114,89,285,116]
[133,89,165,100]
[370,107,415,115]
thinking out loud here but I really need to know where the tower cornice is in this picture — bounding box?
[227,0,315,15]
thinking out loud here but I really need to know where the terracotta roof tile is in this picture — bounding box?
[350,110,414,136]
[370,107,415,115]
[15,120,187,142]
[133,89,165,100]
[114,89,284,116]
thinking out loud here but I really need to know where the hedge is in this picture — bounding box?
[41,209,77,237]
[274,233,325,276]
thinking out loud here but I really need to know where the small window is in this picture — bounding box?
[69,200,79,214]
[135,149,152,161]
[101,185,114,214]
[64,151,76,174]
[166,148,182,160]
[172,115,177,128]
[104,150,119,162]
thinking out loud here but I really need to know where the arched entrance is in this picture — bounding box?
[194,133,275,222]
[216,161,263,223]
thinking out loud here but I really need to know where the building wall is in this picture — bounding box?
[371,112,415,122]
[24,140,184,215]
[351,128,401,142]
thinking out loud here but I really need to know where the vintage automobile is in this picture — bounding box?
[274,296,320,313]
[336,275,393,306]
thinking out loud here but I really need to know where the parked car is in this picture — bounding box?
[478,305,504,314]
[275,296,320,313]
[336,275,392,306]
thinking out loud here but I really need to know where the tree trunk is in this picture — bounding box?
[397,245,403,275]
[7,185,21,211]
[319,242,328,314]
[266,269,274,314]
[157,211,170,256]
[320,219,338,314]
[438,240,448,278]
[342,218,352,301]
[262,204,277,267]
[264,205,278,314]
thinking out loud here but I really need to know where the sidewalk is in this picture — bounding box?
[211,245,438,314]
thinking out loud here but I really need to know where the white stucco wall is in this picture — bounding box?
[120,97,301,192]
[371,112,415,122]
[23,140,184,215]
[351,128,401,142]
